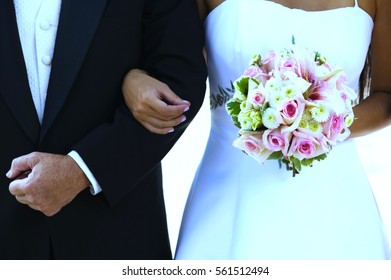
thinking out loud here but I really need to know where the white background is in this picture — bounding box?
[162,87,391,255]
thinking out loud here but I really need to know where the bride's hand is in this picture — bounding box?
[122,69,190,134]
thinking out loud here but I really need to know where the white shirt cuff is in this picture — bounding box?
[68,150,102,195]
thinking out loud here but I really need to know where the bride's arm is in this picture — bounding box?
[122,69,191,134]
[197,0,208,21]
[121,1,212,134]
[350,0,391,137]
[121,1,227,134]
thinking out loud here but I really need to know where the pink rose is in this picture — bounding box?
[233,132,273,164]
[262,128,292,156]
[253,93,264,104]
[296,139,316,158]
[262,50,276,64]
[248,88,267,108]
[281,100,299,122]
[261,50,277,73]
[323,113,350,143]
[279,99,305,132]
[243,66,266,80]
[288,129,329,160]
[278,57,300,76]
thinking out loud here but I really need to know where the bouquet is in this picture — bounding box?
[226,44,357,175]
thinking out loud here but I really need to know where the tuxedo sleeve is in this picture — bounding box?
[72,0,207,206]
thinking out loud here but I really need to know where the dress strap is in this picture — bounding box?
[354,0,359,8]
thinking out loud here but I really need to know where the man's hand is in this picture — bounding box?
[6,152,90,216]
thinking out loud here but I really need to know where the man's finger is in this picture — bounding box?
[9,177,28,196]
[15,195,29,205]
[6,153,37,179]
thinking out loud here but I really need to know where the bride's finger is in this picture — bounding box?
[130,100,184,121]
[140,114,187,132]
[149,99,189,120]
[141,121,175,135]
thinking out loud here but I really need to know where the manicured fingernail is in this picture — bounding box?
[168,128,174,133]
[6,171,11,178]
[181,116,187,123]
[183,107,189,112]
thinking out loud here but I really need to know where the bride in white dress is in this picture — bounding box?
[122,0,391,259]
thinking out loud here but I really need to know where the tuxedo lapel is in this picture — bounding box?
[0,0,41,144]
[40,0,108,141]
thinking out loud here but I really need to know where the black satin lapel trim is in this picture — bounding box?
[40,0,108,141]
[0,0,41,144]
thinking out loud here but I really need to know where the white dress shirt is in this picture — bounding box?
[13,0,102,194]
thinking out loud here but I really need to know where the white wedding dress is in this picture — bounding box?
[175,0,389,259]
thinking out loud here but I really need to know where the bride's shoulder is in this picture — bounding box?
[359,0,376,20]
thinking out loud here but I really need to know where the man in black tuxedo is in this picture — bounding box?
[0,0,206,259]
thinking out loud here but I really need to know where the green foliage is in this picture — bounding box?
[231,115,241,129]
[235,77,250,95]
[268,151,283,160]
[226,99,241,116]
[314,153,328,161]
[290,156,302,173]
[301,158,314,167]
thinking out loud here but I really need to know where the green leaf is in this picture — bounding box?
[235,77,250,95]
[301,158,314,167]
[268,151,283,160]
[231,116,241,129]
[313,153,328,162]
[290,157,302,172]
[226,100,241,116]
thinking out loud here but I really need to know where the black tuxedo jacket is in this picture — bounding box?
[0,0,206,259]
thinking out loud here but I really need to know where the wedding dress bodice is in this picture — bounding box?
[206,0,373,141]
